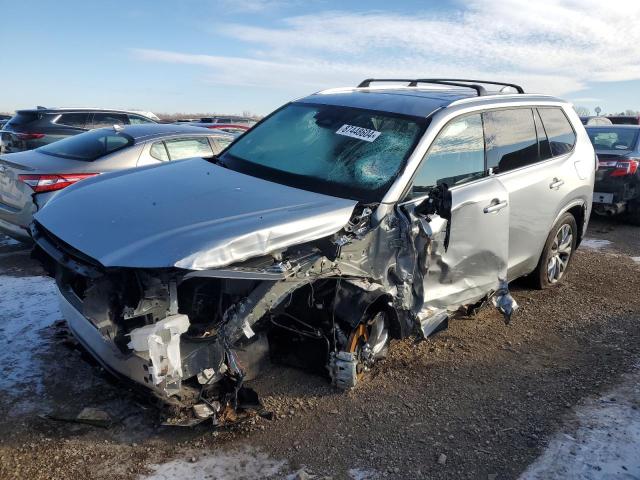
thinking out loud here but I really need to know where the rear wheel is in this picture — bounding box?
[530,212,577,289]
[625,200,640,226]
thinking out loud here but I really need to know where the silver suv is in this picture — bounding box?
[32,79,595,418]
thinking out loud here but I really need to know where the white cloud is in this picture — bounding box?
[215,0,296,13]
[133,0,640,100]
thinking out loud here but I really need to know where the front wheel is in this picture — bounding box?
[530,212,578,289]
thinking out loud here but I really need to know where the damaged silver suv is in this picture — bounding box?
[32,79,595,418]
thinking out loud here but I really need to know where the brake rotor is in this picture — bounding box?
[346,311,389,372]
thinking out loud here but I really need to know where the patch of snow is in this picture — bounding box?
[349,468,380,479]
[519,366,640,479]
[581,238,612,250]
[0,234,22,247]
[140,447,288,480]
[0,275,61,412]
[631,256,640,264]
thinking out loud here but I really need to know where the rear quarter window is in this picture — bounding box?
[537,108,576,156]
[164,137,213,160]
[5,112,41,127]
[38,128,133,161]
[128,114,156,125]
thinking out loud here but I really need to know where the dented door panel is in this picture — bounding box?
[412,177,510,311]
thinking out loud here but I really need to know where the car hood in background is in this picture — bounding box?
[35,159,358,270]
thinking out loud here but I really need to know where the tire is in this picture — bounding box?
[626,201,640,226]
[530,212,578,290]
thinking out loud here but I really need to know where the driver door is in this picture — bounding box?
[402,112,510,311]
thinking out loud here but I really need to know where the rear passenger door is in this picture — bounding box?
[403,113,510,310]
[484,107,574,279]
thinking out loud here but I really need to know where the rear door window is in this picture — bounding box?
[38,129,133,161]
[164,137,213,160]
[409,113,485,197]
[537,108,576,156]
[56,113,90,129]
[484,108,539,173]
[586,127,640,151]
[91,113,129,129]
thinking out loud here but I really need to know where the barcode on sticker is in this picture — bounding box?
[336,124,381,142]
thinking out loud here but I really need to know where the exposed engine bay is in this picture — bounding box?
[32,184,517,426]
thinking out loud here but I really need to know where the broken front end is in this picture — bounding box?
[31,193,516,421]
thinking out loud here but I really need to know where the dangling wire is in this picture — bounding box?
[331,278,342,352]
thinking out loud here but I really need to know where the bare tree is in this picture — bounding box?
[574,106,590,116]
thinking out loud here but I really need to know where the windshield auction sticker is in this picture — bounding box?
[336,124,381,142]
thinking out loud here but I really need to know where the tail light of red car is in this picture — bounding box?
[18,173,98,193]
[15,133,46,140]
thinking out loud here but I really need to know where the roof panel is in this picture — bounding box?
[298,88,475,117]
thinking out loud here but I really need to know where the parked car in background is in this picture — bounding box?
[0,114,12,129]
[580,116,612,126]
[0,107,159,154]
[30,78,594,418]
[185,117,254,134]
[192,123,251,134]
[607,115,640,125]
[0,124,235,241]
[586,125,640,223]
[199,116,256,126]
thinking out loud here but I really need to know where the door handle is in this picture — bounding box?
[483,199,508,214]
[549,178,564,189]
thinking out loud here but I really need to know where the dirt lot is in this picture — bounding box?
[0,215,639,480]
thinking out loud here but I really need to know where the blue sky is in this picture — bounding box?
[2,0,639,116]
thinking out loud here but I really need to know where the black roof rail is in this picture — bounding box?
[357,79,418,88]
[420,78,525,94]
[357,78,525,96]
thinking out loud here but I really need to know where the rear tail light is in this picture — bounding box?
[18,173,98,193]
[611,159,639,177]
[15,133,46,140]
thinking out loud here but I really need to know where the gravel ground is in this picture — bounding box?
[0,215,639,480]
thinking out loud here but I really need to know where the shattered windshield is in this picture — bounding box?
[221,103,427,202]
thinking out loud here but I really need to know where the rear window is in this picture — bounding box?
[586,127,639,151]
[6,112,40,127]
[537,108,576,156]
[38,128,133,161]
[607,116,640,125]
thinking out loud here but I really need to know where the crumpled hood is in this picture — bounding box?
[35,159,358,270]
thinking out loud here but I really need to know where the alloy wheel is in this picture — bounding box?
[546,223,573,283]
